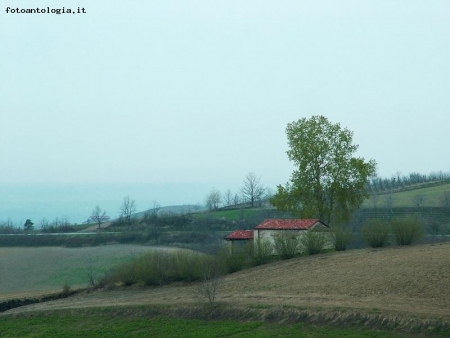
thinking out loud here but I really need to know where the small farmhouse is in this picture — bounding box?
[224,230,254,254]
[254,219,332,251]
[225,219,333,255]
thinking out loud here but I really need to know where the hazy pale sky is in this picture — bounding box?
[1,1,450,221]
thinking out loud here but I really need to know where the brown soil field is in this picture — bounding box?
[2,242,450,325]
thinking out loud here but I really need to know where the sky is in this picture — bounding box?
[1,1,449,223]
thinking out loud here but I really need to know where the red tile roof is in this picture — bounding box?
[255,219,325,230]
[225,230,254,240]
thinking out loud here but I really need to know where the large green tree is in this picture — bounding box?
[271,116,376,225]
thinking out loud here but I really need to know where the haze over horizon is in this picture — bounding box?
[2,1,449,223]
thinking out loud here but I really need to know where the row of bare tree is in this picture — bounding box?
[91,195,144,229]
[205,172,273,211]
[367,171,450,193]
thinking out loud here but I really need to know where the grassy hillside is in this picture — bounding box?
[357,183,450,229]
[363,182,450,208]
[192,208,290,221]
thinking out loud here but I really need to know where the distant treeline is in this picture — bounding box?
[366,171,450,193]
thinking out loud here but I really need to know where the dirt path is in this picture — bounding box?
[79,221,113,232]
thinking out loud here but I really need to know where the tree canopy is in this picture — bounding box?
[271,115,376,225]
[241,172,265,208]
[23,219,34,231]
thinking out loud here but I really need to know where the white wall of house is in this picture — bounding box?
[253,224,334,254]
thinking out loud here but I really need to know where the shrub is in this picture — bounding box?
[102,250,219,287]
[218,247,247,273]
[61,283,71,297]
[251,238,272,266]
[273,231,300,259]
[113,259,138,286]
[299,231,326,255]
[362,219,390,248]
[0,219,22,234]
[331,225,353,251]
[391,217,424,246]
[196,257,224,307]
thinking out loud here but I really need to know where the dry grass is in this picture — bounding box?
[3,242,450,325]
[0,245,181,296]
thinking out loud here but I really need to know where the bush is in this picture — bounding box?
[332,225,353,251]
[251,238,272,266]
[61,283,71,297]
[196,258,224,307]
[300,231,326,255]
[391,217,423,246]
[0,219,22,234]
[40,217,75,233]
[157,232,210,245]
[218,247,247,273]
[102,250,220,287]
[273,231,300,259]
[362,219,390,248]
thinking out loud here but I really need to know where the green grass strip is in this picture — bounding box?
[0,313,432,338]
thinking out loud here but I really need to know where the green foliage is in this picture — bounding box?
[331,225,353,251]
[271,115,376,225]
[251,238,273,266]
[0,311,416,338]
[362,219,390,248]
[391,217,424,246]
[23,219,34,231]
[218,247,247,273]
[102,250,221,287]
[299,231,326,255]
[273,231,300,259]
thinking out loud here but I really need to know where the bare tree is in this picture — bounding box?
[90,205,109,230]
[197,258,224,307]
[120,196,137,226]
[440,191,450,210]
[264,187,274,200]
[87,256,97,288]
[224,189,233,209]
[39,218,49,231]
[413,193,426,209]
[205,189,222,211]
[241,172,264,208]
[233,193,240,208]
[385,193,394,213]
[255,185,266,207]
[371,192,379,208]
[151,200,161,217]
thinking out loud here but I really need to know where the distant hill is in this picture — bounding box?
[134,204,207,219]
